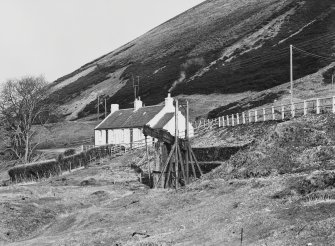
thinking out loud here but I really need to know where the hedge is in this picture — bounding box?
[8,144,125,182]
[193,146,247,162]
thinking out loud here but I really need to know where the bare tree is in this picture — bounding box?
[0,76,56,163]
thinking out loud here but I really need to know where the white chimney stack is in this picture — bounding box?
[164,93,174,112]
[110,104,119,114]
[134,97,143,111]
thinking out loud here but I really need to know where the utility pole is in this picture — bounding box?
[175,99,179,189]
[332,73,334,90]
[132,75,140,99]
[97,95,100,121]
[132,75,136,100]
[290,44,293,105]
[104,98,107,118]
[136,76,140,99]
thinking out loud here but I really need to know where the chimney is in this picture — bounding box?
[134,97,143,111]
[110,104,119,114]
[164,93,174,112]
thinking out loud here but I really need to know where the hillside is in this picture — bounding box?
[2,114,335,245]
[49,0,335,120]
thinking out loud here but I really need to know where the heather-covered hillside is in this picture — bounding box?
[50,0,335,120]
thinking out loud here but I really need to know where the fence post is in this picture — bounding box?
[242,112,246,124]
[236,113,240,125]
[272,106,275,120]
[231,114,235,126]
[218,117,221,127]
[222,116,225,127]
[291,103,295,118]
[304,100,307,115]
[281,105,285,120]
[248,111,252,123]
[333,97,335,114]
[263,108,266,122]
[316,98,320,114]
[226,115,229,126]
[255,110,258,122]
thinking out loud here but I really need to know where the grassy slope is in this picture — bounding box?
[49,0,335,120]
[32,121,99,149]
[208,62,335,119]
[2,114,335,245]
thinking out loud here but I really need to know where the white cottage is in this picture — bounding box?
[94,94,194,147]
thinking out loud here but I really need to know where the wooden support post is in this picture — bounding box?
[333,97,335,114]
[155,144,176,188]
[185,101,190,184]
[291,103,295,118]
[189,145,203,176]
[263,108,266,122]
[272,106,275,120]
[231,114,235,126]
[236,113,240,125]
[281,105,285,120]
[248,111,252,123]
[226,115,230,126]
[218,117,221,127]
[316,98,320,114]
[145,136,151,187]
[242,112,246,124]
[304,100,307,115]
[222,116,225,127]
[177,145,186,185]
[255,110,258,122]
[165,149,175,188]
[188,145,197,179]
[175,99,179,189]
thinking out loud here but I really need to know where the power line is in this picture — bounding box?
[292,45,335,62]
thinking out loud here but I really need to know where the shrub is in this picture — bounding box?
[64,149,76,156]
[8,144,124,182]
[8,159,59,182]
[193,146,245,162]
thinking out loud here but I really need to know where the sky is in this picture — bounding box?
[0,0,204,86]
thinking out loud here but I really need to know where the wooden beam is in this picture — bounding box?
[189,145,203,176]
[177,144,186,185]
[155,143,176,188]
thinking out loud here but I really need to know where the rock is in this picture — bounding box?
[80,178,97,186]
[90,190,109,198]
[131,231,150,239]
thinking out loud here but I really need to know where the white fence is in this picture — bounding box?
[82,138,150,153]
[193,96,335,132]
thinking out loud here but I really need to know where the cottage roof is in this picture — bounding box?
[153,113,174,129]
[95,105,164,130]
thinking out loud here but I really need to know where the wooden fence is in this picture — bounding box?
[193,96,335,132]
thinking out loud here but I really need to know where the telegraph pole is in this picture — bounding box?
[332,73,334,90]
[97,95,100,120]
[104,98,107,118]
[136,76,140,99]
[175,99,179,189]
[290,44,293,105]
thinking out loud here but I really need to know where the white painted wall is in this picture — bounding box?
[163,111,194,138]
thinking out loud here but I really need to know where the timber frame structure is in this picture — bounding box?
[143,99,202,189]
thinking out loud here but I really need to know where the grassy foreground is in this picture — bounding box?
[1,114,335,245]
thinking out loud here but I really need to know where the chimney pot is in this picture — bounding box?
[165,93,174,112]
[134,98,143,110]
[110,104,119,114]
